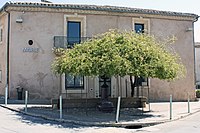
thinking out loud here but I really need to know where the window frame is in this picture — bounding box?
[65,75,84,90]
[132,18,150,34]
[62,74,87,93]
[64,14,86,39]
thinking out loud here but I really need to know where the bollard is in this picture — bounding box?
[60,95,62,119]
[148,86,150,111]
[149,102,151,112]
[5,85,8,106]
[25,91,28,112]
[170,95,172,120]
[115,96,121,123]
[188,93,190,113]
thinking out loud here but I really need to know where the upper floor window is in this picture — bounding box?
[135,23,144,33]
[67,21,81,48]
[132,18,150,34]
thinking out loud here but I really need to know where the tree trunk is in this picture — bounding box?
[130,76,134,97]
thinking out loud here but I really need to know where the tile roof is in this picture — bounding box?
[1,2,199,19]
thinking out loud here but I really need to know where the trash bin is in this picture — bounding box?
[16,86,23,100]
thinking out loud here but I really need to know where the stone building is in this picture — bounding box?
[0,2,198,101]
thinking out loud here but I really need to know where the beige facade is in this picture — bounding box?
[0,2,198,101]
[0,13,8,95]
[195,42,200,88]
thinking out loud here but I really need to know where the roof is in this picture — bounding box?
[0,2,199,19]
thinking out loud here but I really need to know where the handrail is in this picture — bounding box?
[53,36,91,48]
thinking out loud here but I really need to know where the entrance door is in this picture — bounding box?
[99,77,111,97]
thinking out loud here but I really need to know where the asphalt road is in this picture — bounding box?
[138,111,200,133]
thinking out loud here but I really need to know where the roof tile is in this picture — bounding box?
[1,2,198,18]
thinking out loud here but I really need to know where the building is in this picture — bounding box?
[0,2,198,102]
[195,42,200,88]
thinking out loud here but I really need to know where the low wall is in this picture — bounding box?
[51,97,147,109]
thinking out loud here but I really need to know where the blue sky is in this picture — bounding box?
[0,0,199,41]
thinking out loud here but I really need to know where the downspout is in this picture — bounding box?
[193,16,199,90]
[4,9,10,98]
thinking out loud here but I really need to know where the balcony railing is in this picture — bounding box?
[53,36,91,49]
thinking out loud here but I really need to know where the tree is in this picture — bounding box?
[52,30,185,97]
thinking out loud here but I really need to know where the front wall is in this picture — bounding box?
[86,15,132,36]
[0,14,8,95]
[150,19,195,101]
[8,10,195,101]
[9,11,64,99]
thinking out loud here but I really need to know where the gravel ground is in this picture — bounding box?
[20,106,152,124]
[3,100,200,130]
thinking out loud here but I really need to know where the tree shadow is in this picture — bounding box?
[15,109,83,129]
[16,106,163,125]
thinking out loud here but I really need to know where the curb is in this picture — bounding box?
[1,104,199,128]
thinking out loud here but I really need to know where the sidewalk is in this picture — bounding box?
[1,100,200,127]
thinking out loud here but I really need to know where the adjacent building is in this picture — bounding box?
[195,42,200,88]
[0,2,198,101]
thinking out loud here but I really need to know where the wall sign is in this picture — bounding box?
[23,47,39,53]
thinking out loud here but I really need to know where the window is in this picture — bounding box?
[132,18,150,34]
[65,75,84,89]
[67,21,81,48]
[135,23,144,33]
[0,70,2,82]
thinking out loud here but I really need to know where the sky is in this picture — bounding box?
[0,0,199,42]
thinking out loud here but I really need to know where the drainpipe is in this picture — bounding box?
[193,16,199,90]
[4,9,10,98]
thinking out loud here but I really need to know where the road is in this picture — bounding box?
[1,105,200,133]
[138,111,200,133]
[0,106,134,133]
[0,106,77,133]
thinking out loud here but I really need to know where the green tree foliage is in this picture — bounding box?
[52,30,185,80]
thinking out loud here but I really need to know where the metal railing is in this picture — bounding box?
[53,36,91,48]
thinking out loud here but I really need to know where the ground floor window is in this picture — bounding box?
[65,75,84,89]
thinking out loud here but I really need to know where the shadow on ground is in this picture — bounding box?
[16,106,162,126]
[15,111,82,128]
